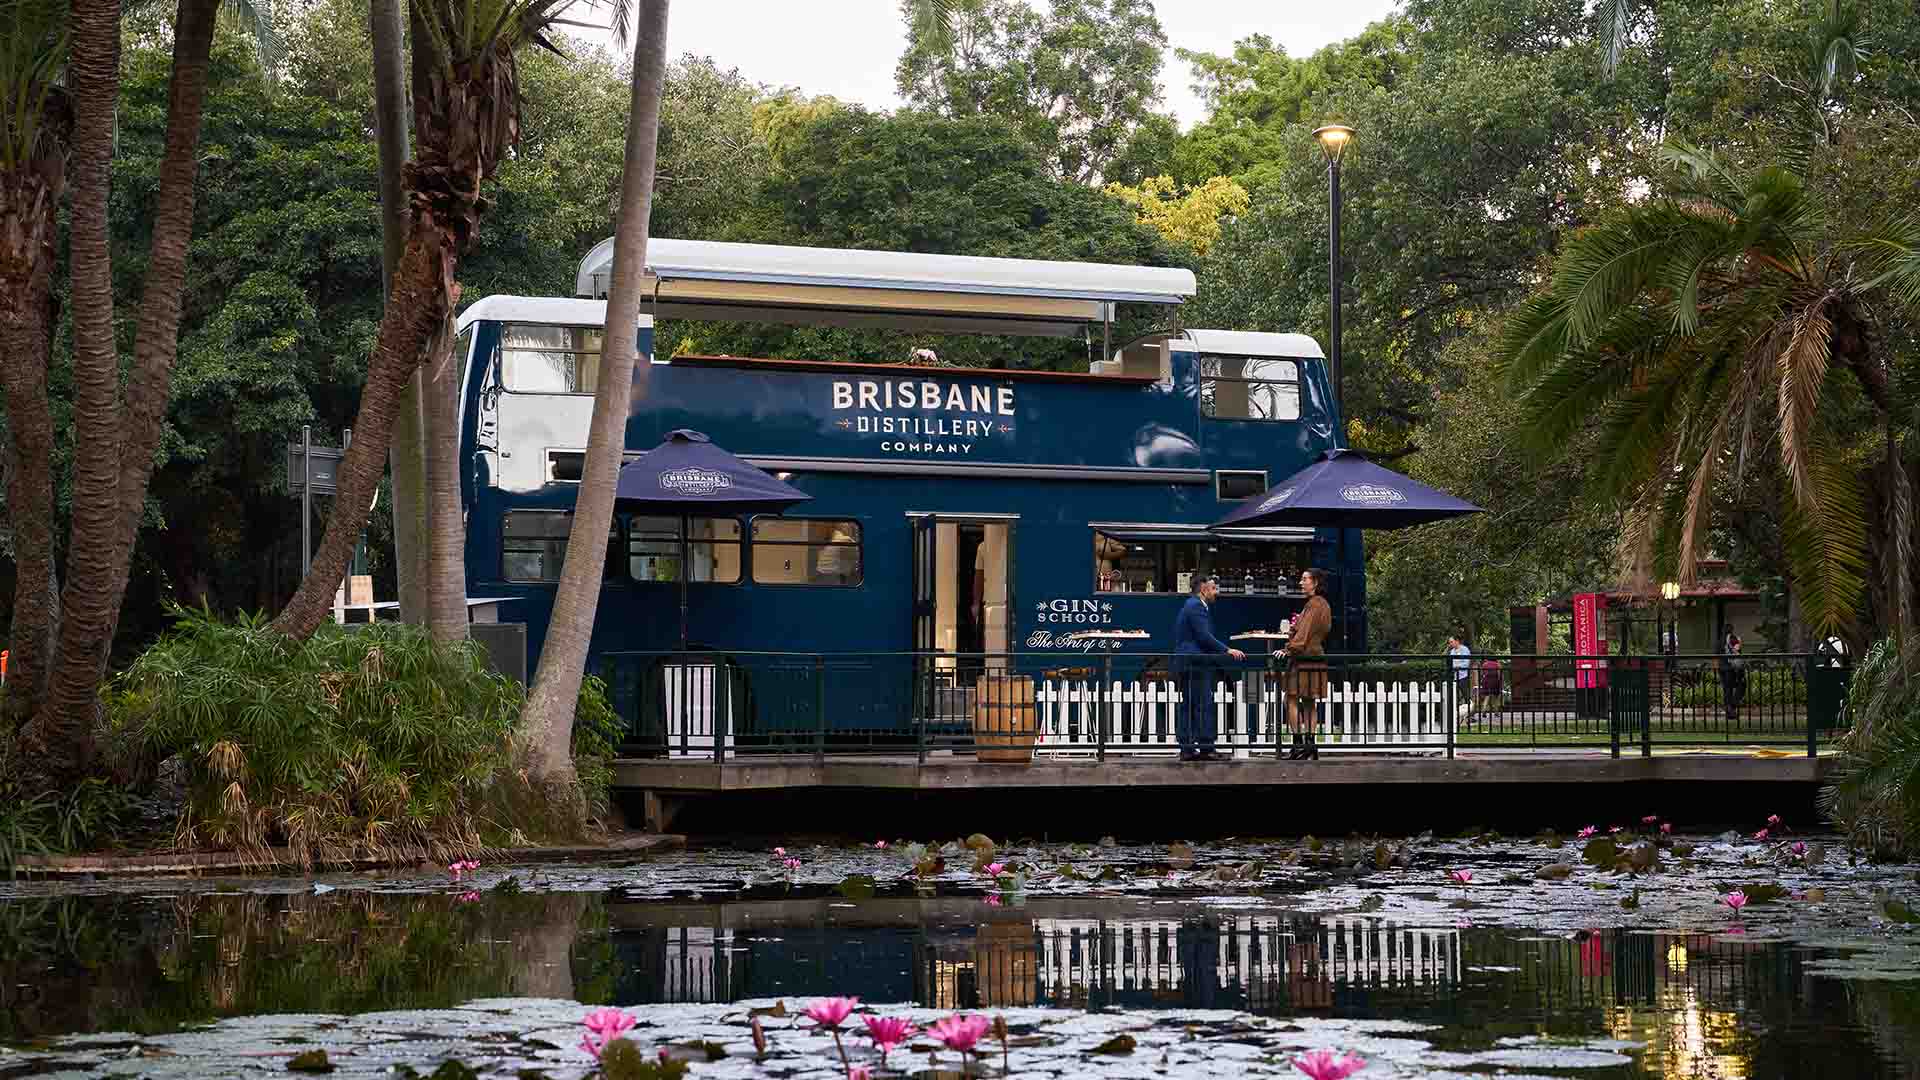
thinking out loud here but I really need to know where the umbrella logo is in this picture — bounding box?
[1339,483,1405,505]
[659,468,734,497]
[1256,486,1296,511]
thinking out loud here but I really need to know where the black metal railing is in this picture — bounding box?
[596,650,1851,762]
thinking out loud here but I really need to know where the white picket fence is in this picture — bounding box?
[1033,915,1461,997]
[1032,676,1451,757]
[651,662,1454,758]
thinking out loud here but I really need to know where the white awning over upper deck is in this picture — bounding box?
[1179,329,1324,359]
[573,237,1196,338]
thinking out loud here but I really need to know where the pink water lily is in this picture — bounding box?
[1449,870,1472,884]
[1792,841,1808,855]
[1641,815,1658,825]
[804,996,859,1029]
[862,1016,918,1063]
[1577,825,1597,838]
[875,840,888,848]
[578,1007,636,1060]
[458,890,480,903]
[1293,1048,1368,1080]
[1722,890,1749,913]
[773,846,787,856]
[985,893,1003,907]
[848,1067,873,1080]
[447,859,479,879]
[1660,823,1673,835]
[1767,814,1782,826]
[783,857,803,870]
[1607,825,1623,834]
[983,862,1007,876]
[929,1013,991,1054]
[1754,828,1770,841]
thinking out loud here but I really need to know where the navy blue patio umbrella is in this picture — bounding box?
[615,429,812,649]
[1211,448,1483,648]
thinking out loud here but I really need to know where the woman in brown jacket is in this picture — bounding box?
[1281,568,1333,760]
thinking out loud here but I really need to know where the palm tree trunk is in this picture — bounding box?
[0,264,59,732]
[424,310,468,643]
[518,0,671,785]
[21,0,123,782]
[0,90,68,732]
[26,0,222,778]
[98,0,221,631]
[269,215,461,640]
[370,0,429,627]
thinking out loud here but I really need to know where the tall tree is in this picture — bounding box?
[269,0,599,639]
[895,0,1165,184]
[369,0,430,628]
[0,0,71,733]
[519,0,670,787]
[11,0,226,784]
[1496,143,1919,640]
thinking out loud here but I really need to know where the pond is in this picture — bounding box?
[2,830,1917,1078]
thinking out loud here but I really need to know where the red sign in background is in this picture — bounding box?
[1573,592,1607,688]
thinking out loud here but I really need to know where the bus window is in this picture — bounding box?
[1093,529,1309,596]
[1200,356,1300,421]
[502,511,618,582]
[501,324,604,394]
[628,516,742,584]
[752,519,863,586]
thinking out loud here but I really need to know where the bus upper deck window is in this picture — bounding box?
[1200,356,1301,422]
[501,324,604,393]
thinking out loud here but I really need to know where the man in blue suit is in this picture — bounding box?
[1172,575,1244,762]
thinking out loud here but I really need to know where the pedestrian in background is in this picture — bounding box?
[1447,630,1472,717]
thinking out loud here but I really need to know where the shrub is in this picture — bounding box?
[0,749,135,876]
[106,605,614,868]
[1820,638,1920,858]
[1670,666,1808,708]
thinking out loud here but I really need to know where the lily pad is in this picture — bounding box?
[1090,1034,1137,1055]
[1581,837,1620,868]
[286,1051,334,1073]
[837,874,877,900]
[1537,862,1574,880]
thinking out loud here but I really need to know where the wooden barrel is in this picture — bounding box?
[973,674,1037,763]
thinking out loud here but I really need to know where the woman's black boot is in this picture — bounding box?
[1304,733,1320,761]
[1288,732,1308,760]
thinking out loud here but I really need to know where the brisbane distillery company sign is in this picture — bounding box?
[829,378,1016,457]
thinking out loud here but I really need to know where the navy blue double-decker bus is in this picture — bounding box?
[456,238,1357,740]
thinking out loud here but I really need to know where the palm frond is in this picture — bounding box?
[1852,213,1920,312]
[1595,0,1631,78]
[906,0,956,53]
[1780,423,1870,637]
[1772,293,1835,513]
[216,0,279,71]
[1810,0,1867,99]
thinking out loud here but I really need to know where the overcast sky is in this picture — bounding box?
[568,0,1403,129]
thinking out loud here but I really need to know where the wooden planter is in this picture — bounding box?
[974,674,1037,763]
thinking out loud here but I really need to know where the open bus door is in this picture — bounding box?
[910,515,1016,740]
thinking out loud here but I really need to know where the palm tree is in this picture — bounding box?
[368,0,432,631]
[0,0,71,734]
[518,0,671,787]
[269,0,596,640]
[1497,142,1917,642]
[9,0,233,782]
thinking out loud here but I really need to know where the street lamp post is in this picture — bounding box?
[1313,124,1355,650]
[1660,581,1681,707]
[1312,124,1355,415]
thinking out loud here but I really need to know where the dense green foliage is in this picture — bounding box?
[104,607,618,866]
[7,0,1920,670]
[1821,639,1920,856]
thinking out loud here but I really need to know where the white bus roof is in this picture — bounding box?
[573,237,1197,338]
[454,296,655,332]
[1179,329,1325,359]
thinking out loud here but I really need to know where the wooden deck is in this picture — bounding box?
[614,750,1831,831]
[616,750,1826,792]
